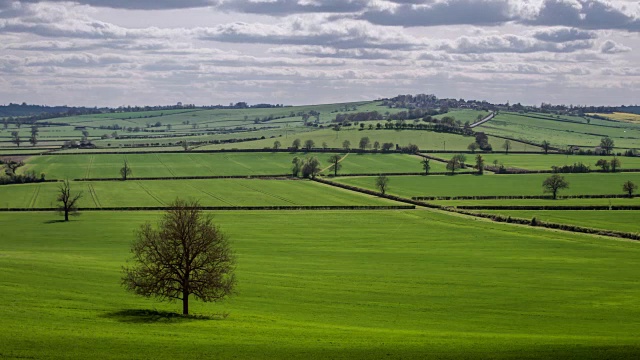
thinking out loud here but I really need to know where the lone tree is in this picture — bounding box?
[623,180,637,198]
[475,154,485,175]
[610,156,621,172]
[273,140,281,150]
[502,139,511,154]
[182,140,189,151]
[375,175,389,195]
[303,139,315,151]
[359,137,370,150]
[421,158,431,175]
[57,179,82,221]
[120,159,132,180]
[542,174,569,200]
[11,131,21,147]
[541,140,551,154]
[467,142,478,153]
[373,141,380,151]
[446,154,466,175]
[600,137,614,155]
[342,140,351,151]
[291,138,301,150]
[122,199,236,315]
[328,154,342,176]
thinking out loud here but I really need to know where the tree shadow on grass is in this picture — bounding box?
[102,309,226,323]
[43,219,67,224]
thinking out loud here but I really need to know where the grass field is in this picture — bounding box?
[430,197,640,207]
[334,173,640,198]
[0,179,397,208]
[0,210,639,359]
[466,154,640,170]
[478,210,640,233]
[20,153,437,179]
[199,128,538,152]
[478,112,640,149]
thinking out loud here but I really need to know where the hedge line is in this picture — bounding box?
[47,148,406,156]
[452,205,640,210]
[0,205,416,212]
[412,194,639,201]
[446,209,640,241]
[328,171,477,177]
[73,175,291,181]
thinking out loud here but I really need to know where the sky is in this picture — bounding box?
[0,0,639,107]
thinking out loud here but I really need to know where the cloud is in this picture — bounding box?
[532,27,597,43]
[525,0,640,32]
[217,0,368,15]
[440,34,595,54]
[600,39,631,54]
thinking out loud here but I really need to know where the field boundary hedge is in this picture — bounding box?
[73,175,292,181]
[0,205,416,212]
[413,194,639,201]
[451,205,640,210]
[327,171,478,177]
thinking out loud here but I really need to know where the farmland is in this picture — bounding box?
[478,210,640,233]
[588,112,640,124]
[1,211,640,359]
[464,153,640,170]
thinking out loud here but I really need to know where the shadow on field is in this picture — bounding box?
[43,219,68,224]
[103,309,226,323]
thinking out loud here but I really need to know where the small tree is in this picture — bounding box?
[541,140,550,154]
[542,174,569,200]
[622,180,637,197]
[421,158,431,175]
[291,157,302,177]
[446,154,466,175]
[122,199,236,315]
[373,141,380,151]
[291,138,301,150]
[502,140,511,154]
[322,142,328,150]
[342,140,351,151]
[57,179,82,221]
[610,156,621,172]
[475,154,484,175]
[359,137,370,150]
[303,139,315,151]
[328,154,342,176]
[120,159,132,180]
[273,140,281,150]
[595,159,610,172]
[11,131,20,147]
[301,157,321,179]
[467,142,478,153]
[600,137,614,155]
[376,175,389,195]
[182,140,189,151]
[30,125,39,147]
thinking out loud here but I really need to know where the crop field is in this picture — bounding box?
[335,173,640,198]
[478,112,640,149]
[19,153,434,180]
[466,154,640,170]
[0,210,639,359]
[478,210,640,233]
[0,179,398,209]
[588,112,640,124]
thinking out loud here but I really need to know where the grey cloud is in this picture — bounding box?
[218,0,368,15]
[600,39,631,54]
[24,53,131,67]
[526,0,640,32]
[533,27,597,43]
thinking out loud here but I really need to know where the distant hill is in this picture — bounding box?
[618,106,640,115]
[0,103,97,118]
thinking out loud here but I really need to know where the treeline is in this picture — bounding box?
[0,158,46,185]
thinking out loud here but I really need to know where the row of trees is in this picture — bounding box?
[280,138,413,153]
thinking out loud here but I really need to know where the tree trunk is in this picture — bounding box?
[64,209,69,221]
[553,190,557,200]
[182,291,189,315]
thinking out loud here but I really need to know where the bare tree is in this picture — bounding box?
[542,174,569,199]
[376,175,389,195]
[623,180,637,197]
[57,179,82,221]
[120,159,132,180]
[122,199,236,315]
[328,154,342,176]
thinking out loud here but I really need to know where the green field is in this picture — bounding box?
[431,197,640,207]
[479,210,640,233]
[456,154,640,170]
[1,210,639,359]
[335,173,640,198]
[0,179,397,208]
[478,112,640,149]
[20,153,439,180]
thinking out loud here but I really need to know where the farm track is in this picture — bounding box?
[28,185,40,209]
[84,155,95,179]
[185,183,234,206]
[223,154,254,173]
[88,184,101,208]
[320,152,350,173]
[187,153,216,175]
[136,181,165,205]
[155,153,177,177]
[236,180,298,205]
